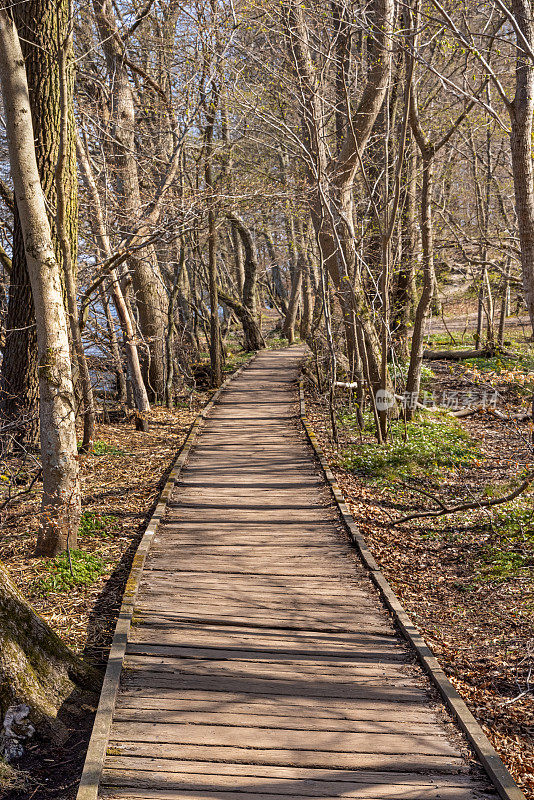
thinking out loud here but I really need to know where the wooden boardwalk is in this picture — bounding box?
[98,348,495,800]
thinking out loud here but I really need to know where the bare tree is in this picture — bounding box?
[0,7,81,555]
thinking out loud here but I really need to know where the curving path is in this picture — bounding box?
[98,348,495,800]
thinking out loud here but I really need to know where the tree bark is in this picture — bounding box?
[0,8,81,554]
[92,0,168,398]
[507,0,534,336]
[227,213,265,350]
[1,0,77,449]
[100,287,127,406]
[405,154,435,419]
[0,561,97,759]
[56,34,95,453]
[76,135,150,430]
[392,141,417,358]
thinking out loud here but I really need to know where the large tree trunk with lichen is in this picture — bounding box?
[0,562,97,760]
[0,0,77,450]
[0,8,81,554]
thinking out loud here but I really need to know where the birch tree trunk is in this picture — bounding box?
[0,0,77,449]
[0,8,81,555]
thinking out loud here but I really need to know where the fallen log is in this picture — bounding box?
[423,348,500,361]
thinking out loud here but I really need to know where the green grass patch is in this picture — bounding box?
[90,440,126,456]
[390,362,435,387]
[462,352,534,397]
[477,545,531,581]
[79,511,120,538]
[338,413,480,480]
[425,332,477,348]
[223,351,251,373]
[32,550,106,595]
[474,499,534,582]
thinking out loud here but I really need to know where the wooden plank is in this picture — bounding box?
[108,722,459,756]
[113,693,437,723]
[128,620,400,648]
[122,653,411,680]
[112,709,446,735]
[104,742,468,772]
[101,769,481,799]
[138,573,370,591]
[129,612,393,635]
[137,583,379,604]
[124,642,408,664]
[101,790,477,800]
[132,603,389,628]
[120,672,427,703]
[101,759,476,786]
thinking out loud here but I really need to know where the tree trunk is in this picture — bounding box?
[0,209,39,449]
[101,287,127,406]
[282,255,303,343]
[76,135,150,430]
[300,257,313,339]
[498,261,511,348]
[56,36,95,453]
[231,220,245,298]
[392,142,417,359]
[227,213,265,350]
[507,0,534,336]
[509,108,534,336]
[0,8,81,554]
[92,0,168,397]
[0,561,97,759]
[262,227,289,315]
[405,153,435,420]
[1,0,77,449]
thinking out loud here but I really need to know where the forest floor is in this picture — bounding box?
[305,319,534,798]
[0,348,251,800]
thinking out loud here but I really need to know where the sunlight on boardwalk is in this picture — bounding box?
[100,348,494,800]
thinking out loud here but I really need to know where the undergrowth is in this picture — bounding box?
[32,550,106,595]
[478,500,534,582]
[79,511,119,538]
[266,335,292,349]
[337,411,480,481]
[87,441,125,457]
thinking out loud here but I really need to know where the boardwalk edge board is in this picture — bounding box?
[298,379,526,800]
[76,356,256,800]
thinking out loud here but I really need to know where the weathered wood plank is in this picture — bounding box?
[112,708,446,734]
[105,741,469,772]
[108,721,459,755]
[101,769,481,799]
[101,760,476,786]
[124,642,408,664]
[113,693,437,723]
[120,672,428,703]
[121,653,411,680]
